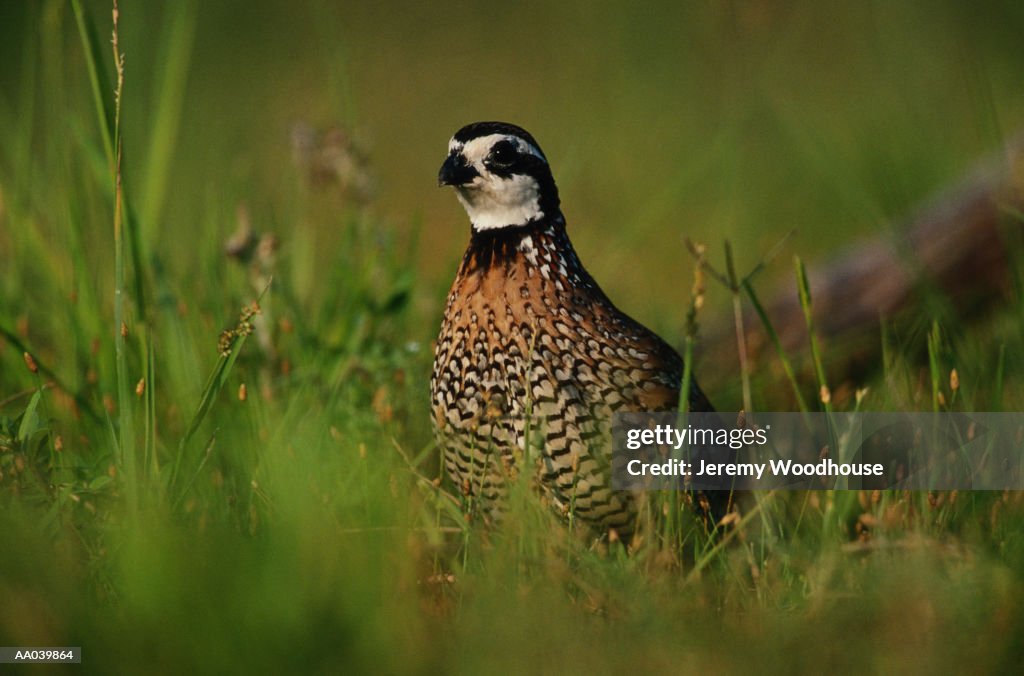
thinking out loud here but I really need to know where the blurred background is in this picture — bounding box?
[5,0,1024,333]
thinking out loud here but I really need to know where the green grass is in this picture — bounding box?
[3,0,1024,672]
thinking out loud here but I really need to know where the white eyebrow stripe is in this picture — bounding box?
[455,134,546,166]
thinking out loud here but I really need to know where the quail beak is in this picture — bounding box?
[438,153,480,187]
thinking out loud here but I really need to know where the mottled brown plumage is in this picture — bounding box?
[430,122,713,536]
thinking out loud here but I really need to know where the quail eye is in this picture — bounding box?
[487,140,518,166]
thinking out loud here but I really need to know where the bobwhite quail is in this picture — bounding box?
[430,121,715,537]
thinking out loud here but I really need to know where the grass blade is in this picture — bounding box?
[742,279,812,416]
[140,0,198,236]
[171,282,272,491]
[70,0,115,168]
[794,256,841,493]
[927,320,943,412]
[993,343,1006,411]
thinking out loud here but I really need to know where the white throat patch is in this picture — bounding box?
[447,134,547,231]
[455,173,543,231]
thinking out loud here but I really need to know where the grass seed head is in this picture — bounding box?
[217,329,236,356]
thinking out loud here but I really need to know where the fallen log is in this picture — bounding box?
[700,133,1024,387]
